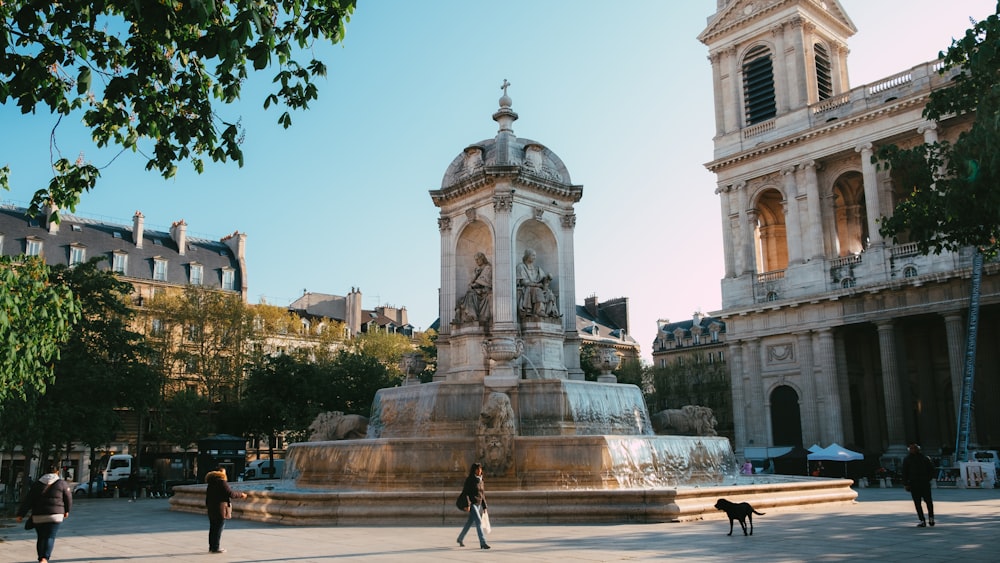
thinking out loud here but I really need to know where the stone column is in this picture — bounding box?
[856,143,883,246]
[492,193,515,328]
[744,338,766,444]
[795,331,819,443]
[801,160,824,260]
[834,332,855,445]
[876,321,907,453]
[771,22,790,113]
[831,42,849,94]
[709,51,725,137]
[718,185,737,278]
[817,328,844,445]
[782,166,803,265]
[561,212,584,380]
[726,46,740,130]
[787,18,807,110]
[943,313,966,423]
[728,341,749,451]
[737,182,755,275]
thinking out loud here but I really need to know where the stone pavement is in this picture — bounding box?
[2,486,998,562]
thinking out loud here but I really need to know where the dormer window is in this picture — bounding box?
[221,268,235,290]
[69,244,86,266]
[26,237,43,257]
[743,45,776,125]
[189,263,203,286]
[112,251,128,274]
[153,258,168,281]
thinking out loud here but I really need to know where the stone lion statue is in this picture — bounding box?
[477,392,517,477]
[308,411,369,441]
[650,405,718,436]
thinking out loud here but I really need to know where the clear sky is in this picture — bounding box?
[1,0,994,362]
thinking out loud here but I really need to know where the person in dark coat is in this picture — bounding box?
[901,443,936,527]
[204,466,246,553]
[16,463,73,563]
[456,462,490,550]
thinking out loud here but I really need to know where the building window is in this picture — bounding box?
[767,291,779,302]
[841,277,856,288]
[0,234,5,253]
[743,45,776,125]
[70,245,86,266]
[26,237,42,257]
[711,330,719,343]
[153,258,168,281]
[904,265,918,278]
[814,43,833,101]
[222,268,235,290]
[151,318,164,336]
[112,252,128,274]
[189,263,203,285]
[719,351,725,363]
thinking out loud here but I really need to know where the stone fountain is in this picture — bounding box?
[170,84,857,524]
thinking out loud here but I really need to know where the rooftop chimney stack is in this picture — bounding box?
[170,219,187,255]
[133,211,144,249]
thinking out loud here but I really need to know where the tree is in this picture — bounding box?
[317,350,399,416]
[242,353,321,451]
[350,331,414,377]
[874,7,1000,462]
[0,255,80,402]
[0,0,356,218]
[875,9,1000,257]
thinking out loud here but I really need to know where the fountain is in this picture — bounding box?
[170,84,857,524]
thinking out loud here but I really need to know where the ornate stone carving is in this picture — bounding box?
[767,342,795,364]
[308,411,369,441]
[477,392,516,477]
[516,248,561,320]
[561,213,576,229]
[438,216,452,231]
[454,252,493,325]
[533,207,544,221]
[465,208,477,223]
[650,406,719,436]
[493,194,513,213]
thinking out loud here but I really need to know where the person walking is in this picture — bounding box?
[456,462,490,550]
[901,443,936,527]
[204,466,247,553]
[16,463,72,563]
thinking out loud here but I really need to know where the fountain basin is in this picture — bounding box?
[169,476,858,525]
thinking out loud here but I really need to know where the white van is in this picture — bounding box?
[243,459,284,480]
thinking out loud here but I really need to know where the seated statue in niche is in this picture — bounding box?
[454,252,493,324]
[516,248,561,320]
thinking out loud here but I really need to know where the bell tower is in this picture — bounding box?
[698,0,857,141]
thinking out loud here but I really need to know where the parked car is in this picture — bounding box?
[243,459,284,480]
[73,481,106,497]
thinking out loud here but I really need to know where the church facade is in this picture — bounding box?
[699,0,999,461]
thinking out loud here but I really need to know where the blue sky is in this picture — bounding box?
[1,0,994,361]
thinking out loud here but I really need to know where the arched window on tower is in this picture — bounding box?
[833,171,869,256]
[814,43,833,101]
[743,45,776,125]
[753,188,789,274]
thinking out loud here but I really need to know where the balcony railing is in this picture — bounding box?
[757,269,786,283]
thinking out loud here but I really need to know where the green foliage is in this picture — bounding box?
[242,353,322,443]
[416,329,437,383]
[0,255,80,401]
[875,7,1000,258]
[0,0,355,216]
[316,350,400,416]
[350,330,414,376]
[44,259,159,451]
[152,388,213,451]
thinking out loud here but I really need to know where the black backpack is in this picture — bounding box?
[456,492,470,511]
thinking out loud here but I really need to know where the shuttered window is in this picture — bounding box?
[743,45,776,124]
[815,43,832,100]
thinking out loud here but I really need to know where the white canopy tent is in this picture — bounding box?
[807,443,864,478]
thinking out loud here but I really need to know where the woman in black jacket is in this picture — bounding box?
[456,462,490,549]
[204,466,246,554]
[16,463,72,563]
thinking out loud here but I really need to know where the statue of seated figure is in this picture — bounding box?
[516,248,560,320]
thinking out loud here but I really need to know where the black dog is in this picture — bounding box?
[714,498,765,536]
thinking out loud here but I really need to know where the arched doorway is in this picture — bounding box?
[770,385,803,447]
[753,188,788,273]
[832,171,868,255]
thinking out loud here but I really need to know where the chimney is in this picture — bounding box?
[221,231,248,302]
[170,219,187,255]
[44,201,59,234]
[133,211,144,248]
[585,295,599,317]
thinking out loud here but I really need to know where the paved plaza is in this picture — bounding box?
[2,486,998,562]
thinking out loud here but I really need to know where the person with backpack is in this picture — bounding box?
[16,464,73,563]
